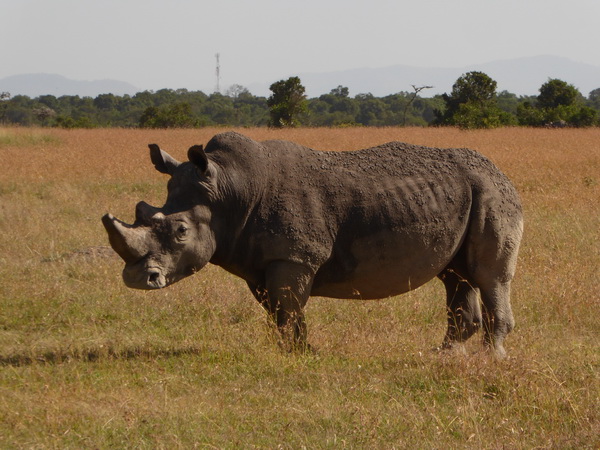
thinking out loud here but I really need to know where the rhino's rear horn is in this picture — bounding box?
[102,213,148,263]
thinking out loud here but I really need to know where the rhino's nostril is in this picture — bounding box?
[147,269,164,288]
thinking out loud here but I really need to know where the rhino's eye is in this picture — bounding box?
[176,224,189,239]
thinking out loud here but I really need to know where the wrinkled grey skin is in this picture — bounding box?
[102,132,523,357]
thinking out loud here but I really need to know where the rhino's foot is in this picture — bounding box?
[438,337,511,359]
[265,319,311,353]
[480,335,509,360]
[436,341,468,356]
[489,343,508,360]
[277,338,313,354]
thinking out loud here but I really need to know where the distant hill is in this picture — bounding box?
[0,73,139,98]
[474,55,600,97]
[249,55,600,98]
[2,56,599,99]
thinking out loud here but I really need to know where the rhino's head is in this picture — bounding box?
[102,144,218,290]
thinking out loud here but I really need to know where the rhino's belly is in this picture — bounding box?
[311,225,465,300]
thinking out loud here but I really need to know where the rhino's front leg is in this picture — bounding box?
[439,269,482,349]
[262,261,315,351]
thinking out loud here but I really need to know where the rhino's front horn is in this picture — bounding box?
[102,213,149,263]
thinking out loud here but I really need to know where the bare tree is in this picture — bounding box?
[226,84,250,99]
[403,85,433,126]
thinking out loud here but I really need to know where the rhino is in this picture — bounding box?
[102,132,523,357]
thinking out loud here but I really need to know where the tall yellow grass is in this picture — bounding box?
[0,127,598,448]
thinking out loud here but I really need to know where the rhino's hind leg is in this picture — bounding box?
[478,280,515,358]
[465,214,522,358]
[438,268,482,350]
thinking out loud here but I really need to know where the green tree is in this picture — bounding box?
[3,94,36,125]
[537,79,579,109]
[451,102,516,129]
[570,106,598,127]
[139,106,160,128]
[517,79,597,127]
[516,101,545,127]
[231,91,269,126]
[54,115,77,128]
[435,71,513,129]
[38,95,58,111]
[267,76,307,127]
[588,88,600,111]
[496,90,520,115]
[447,72,497,106]
[93,93,118,111]
[202,93,236,125]
[356,93,390,126]
[132,91,156,109]
[139,103,197,128]
[309,86,359,126]
[330,85,349,97]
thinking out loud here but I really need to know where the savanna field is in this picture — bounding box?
[0,126,598,448]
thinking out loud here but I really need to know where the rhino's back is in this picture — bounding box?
[256,139,499,231]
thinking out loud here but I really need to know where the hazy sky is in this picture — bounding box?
[3,0,600,93]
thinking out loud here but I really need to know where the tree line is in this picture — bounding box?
[1,72,599,129]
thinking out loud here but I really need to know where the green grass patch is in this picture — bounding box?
[0,130,62,148]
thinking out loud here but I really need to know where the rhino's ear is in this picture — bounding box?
[188,145,208,174]
[148,144,181,175]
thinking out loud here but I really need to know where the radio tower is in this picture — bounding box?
[215,53,221,94]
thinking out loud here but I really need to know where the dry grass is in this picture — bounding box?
[0,127,598,448]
